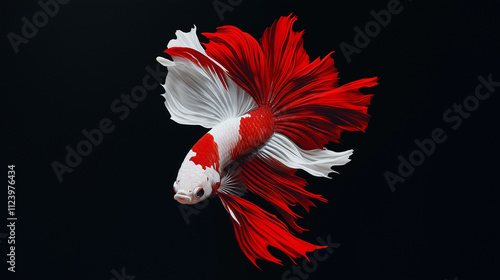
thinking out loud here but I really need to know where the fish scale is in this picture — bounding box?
[193,106,275,174]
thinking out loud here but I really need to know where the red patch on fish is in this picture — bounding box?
[190,133,220,171]
[231,107,275,160]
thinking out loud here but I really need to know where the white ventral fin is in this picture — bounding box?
[220,199,240,226]
[217,164,246,197]
[217,165,247,226]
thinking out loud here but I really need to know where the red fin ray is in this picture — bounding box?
[239,156,327,233]
[202,26,268,104]
[259,14,312,105]
[275,77,378,149]
[218,192,326,268]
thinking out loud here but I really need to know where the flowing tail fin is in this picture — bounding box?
[203,14,377,267]
[204,15,377,149]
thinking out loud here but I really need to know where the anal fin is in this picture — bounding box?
[218,192,325,269]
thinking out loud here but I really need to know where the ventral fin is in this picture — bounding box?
[217,163,247,198]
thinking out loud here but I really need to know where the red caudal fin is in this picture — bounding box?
[203,14,377,149]
[202,26,269,106]
[275,77,378,149]
[218,191,326,269]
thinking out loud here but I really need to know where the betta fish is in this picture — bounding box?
[156,14,377,268]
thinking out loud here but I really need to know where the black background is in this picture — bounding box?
[2,0,499,279]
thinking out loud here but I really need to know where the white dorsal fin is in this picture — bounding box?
[157,26,257,128]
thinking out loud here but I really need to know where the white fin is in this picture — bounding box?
[259,133,353,178]
[166,25,206,54]
[157,27,257,128]
[217,165,246,226]
[157,56,174,67]
[217,165,247,197]
[219,197,241,226]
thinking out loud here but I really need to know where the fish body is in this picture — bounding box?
[173,107,274,204]
[157,14,378,268]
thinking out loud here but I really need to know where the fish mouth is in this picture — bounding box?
[174,189,193,204]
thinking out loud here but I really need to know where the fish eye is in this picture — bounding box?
[195,188,205,198]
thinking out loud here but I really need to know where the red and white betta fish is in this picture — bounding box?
[157,14,377,268]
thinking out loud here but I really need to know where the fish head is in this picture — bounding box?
[173,151,221,205]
